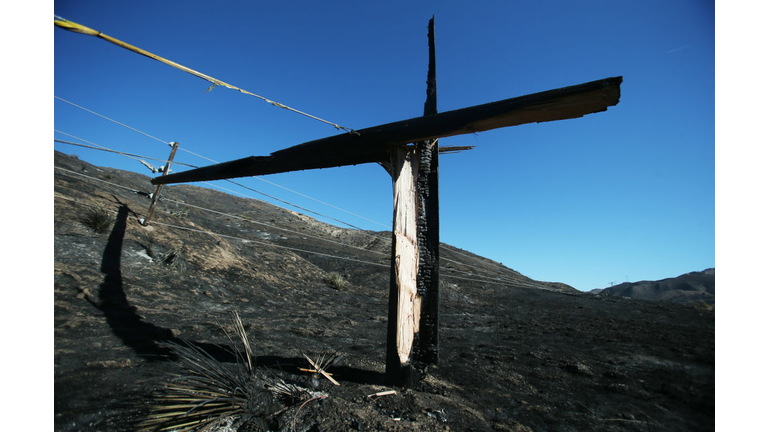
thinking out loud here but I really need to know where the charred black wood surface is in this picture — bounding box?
[151,76,621,185]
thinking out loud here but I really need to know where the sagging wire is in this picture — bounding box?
[54,16,359,136]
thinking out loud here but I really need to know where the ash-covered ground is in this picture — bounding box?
[54,151,714,431]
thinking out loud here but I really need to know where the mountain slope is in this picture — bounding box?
[54,150,714,432]
[53,150,575,295]
[598,269,715,306]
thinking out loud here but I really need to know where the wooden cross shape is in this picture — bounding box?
[153,18,621,387]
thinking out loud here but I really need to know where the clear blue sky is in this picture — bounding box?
[53,0,715,291]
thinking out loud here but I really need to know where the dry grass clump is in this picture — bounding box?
[323,272,349,290]
[692,300,714,312]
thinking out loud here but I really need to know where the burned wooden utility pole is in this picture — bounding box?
[418,16,441,369]
[151,18,622,388]
[385,17,441,386]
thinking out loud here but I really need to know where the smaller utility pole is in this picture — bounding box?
[142,142,179,226]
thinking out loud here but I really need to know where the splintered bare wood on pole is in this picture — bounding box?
[143,141,179,226]
[150,76,622,186]
[388,146,422,382]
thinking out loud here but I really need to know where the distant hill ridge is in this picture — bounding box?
[594,269,715,306]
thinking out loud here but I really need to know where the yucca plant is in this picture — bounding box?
[139,312,311,432]
[139,342,269,431]
[160,245,187,273]
[81,204,114,233]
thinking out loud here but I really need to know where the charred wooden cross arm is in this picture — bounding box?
[150,76,621,185]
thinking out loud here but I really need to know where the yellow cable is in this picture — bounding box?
[54,16,358,134]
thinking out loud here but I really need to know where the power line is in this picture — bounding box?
[55,127,384,233]
[54,16,358,135]
[55,191,525,288]
[158,175,522,285]
[149,218,543,288]
[54,101,528,287]
[52,18,547,289]
[216,178,383,233]
[54,96,390,229]
[55,94,225,165]
[54,138,196,169]
[252,176,391,230]
[55,166,146,196]
[54,191,389,269]
[160,196,390,258]
[54,166,531,288]
[54,130,142,164]
[153,220,391,269]
[54,160,527,287]
[54,134,529,287]
[160,194,528,287]
[55,96,170,145]
[54,165,386,257]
